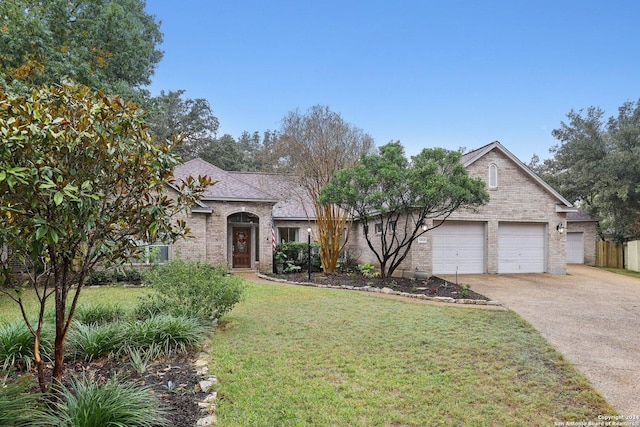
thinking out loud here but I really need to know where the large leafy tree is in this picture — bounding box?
[236,130,280,172]
[277,105,375,273]
[200,134,244,171]
[0,0,163,97]
[0,82,210,393]
[320,142,489,278]
[532,100,640,240]
[145,90,220,161]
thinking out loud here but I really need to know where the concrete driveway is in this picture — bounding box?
[441,265,640,417]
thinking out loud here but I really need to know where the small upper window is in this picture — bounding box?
[488,163,498,188]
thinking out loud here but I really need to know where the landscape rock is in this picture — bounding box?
[198,380,214,393]
[196,415,217,426]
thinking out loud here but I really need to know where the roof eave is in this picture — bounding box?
[555,205,579,213]
[273,217,316,221]
[191,207,213,214]
[201,197,279,203]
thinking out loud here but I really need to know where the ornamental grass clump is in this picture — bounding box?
[124,314,205,355]
[35,373,169,427]
[0,322,51,371]
[67,321,125,362]
[140,259,246,322]
[0,375,39,427]
[73,303,127,326]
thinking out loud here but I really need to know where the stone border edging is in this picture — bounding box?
[256,273,502,306]
[194,352,218,426]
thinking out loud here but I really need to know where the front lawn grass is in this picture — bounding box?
[209,282,615,426]
[0,285,151,323]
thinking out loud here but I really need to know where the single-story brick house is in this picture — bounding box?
[165,141,595,275]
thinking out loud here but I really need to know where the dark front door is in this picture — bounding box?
[232,227,251,268]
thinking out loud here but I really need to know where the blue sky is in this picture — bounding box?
[144,1,640,163]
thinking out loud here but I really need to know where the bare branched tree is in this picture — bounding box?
[277,105,374,273]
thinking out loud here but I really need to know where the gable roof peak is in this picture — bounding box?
[462,141,573,208]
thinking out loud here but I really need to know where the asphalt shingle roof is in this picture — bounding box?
[172,159,278,202]
[172,159,315,218]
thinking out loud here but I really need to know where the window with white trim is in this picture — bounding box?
[147,243,169,264]
[131,241,169,264]
[488,163,498,189]
[278,227,299,243]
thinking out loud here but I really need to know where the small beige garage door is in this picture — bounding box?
[567,232,584,264]
[432,222,485,274]
[498,223,546,273]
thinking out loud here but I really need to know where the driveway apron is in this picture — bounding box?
[442,265,640,417]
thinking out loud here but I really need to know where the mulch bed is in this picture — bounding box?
[270,271,490,301]
[12,353,205,427]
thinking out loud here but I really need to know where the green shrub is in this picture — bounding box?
[123,268,144,283]
[67,321,125,362]
[73,303,126,326]
[0,375,40,427]
[86,268,144,286]
[36,373,169,427]
[276,242,321,273]
[284,263,302,273]
[124,315,205,355]
[0,322,52,371]
[111,269,128,282]
[358,263,380,278]
[141,259,246,321]
[85,270,112,286]
[132,295,168,320]
[460,284,471,298]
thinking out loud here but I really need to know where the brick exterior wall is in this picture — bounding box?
[171,200,277,273]
[346,147,569,276]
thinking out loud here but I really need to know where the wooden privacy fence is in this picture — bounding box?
[596,241,623,268]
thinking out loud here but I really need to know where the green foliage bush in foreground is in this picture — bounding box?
[86,269,144,286]
[0,376,39,427]
[1,304,205,425]
[35,374,169,427]
[0,322,52,371]
[140,259,246,322]
[124,315,206,355]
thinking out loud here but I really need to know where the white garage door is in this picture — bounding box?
[567,232,584,264]
[498,223,546,273]
[432,222,485,274]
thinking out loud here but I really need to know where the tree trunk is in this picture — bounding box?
[52,332,66,385]
[33,335,47,393]
[315,202,350,273]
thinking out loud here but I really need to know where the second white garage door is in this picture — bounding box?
[432,222,485,274]
[498,223,546,273]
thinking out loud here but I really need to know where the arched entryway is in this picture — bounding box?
[227,211,260,269]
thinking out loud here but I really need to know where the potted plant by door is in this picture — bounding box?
[274,251,287,274]
[414,268,429,281]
